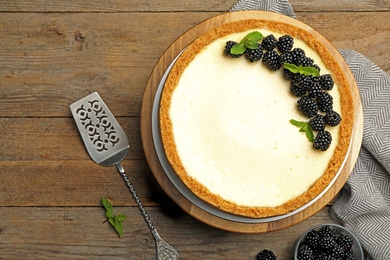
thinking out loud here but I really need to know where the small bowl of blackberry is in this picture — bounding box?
[294,224,364,260]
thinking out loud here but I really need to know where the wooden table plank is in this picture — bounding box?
[0,159,164,207]
[0,0,388,12]
[0,12,388,118]
[0,118,144,161]
[292,0,390,12]
[0,206,337,259]
[298,12,390,74]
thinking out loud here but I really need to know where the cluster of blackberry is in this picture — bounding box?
[297,225,358,260]
[224,34,294,69]
[224,33,342,151]
[286,48,341,151]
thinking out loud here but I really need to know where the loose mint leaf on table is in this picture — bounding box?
[102,197,113,218]
[109,217,117,226]
[230,31,263,55]
[109,217,124,238]
[113,221,124,238]
[290,119,314,143]
[101,197,127,238]
[116,214,127,222]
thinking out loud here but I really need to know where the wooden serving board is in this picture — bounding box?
[140,11,363,233]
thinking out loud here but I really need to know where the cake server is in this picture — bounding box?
[70,92,179,260]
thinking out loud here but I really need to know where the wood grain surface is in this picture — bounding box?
[0,0,388,259]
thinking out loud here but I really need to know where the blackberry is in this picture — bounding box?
[283,68,296,81]
[276,35,294,53]
[297,96,318,118]
[297,244,314,260]
[312,249,328,259]
[290,83,307,97]
[336,233,353,251]
[279,51,294,64]
[294,74,314,89]
[262,34,277,51]
[293,73,304,84]
[262,50,282,71]
[317,92,333,112]
[256,249,276,260]
[308,82,323,98]
[344,251,358,260]
[291,48,306,58]
[313,130,332,151]
[311,75,320,84]
[319,74,334,90]
[318,234,335,250]
[224,41,242,58]
[318,234,337,249]
[296,56,314,67]
[292,48,306,62]
[309,114,326,132]
[318,225,338,237]
[245,43,263,62]
[329,245,346,259]
[324,110,341,126]
[303,230,320,248]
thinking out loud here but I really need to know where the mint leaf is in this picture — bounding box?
[243,31,263,43]
[290,119,314,143]
[243,31,263,50]
[116,214,127,222]
[105,208,113,218]
[230,31,263,54]
[290,119,306,128]
[305,126,314,142]
[284,63,299,74]
[301,66,320,77]
[231,42,246,54]
[109,217,117,226]
[245,41,259,50]
[101,197,127,238]
[101,197,113,218]
[101,197,112,209]
[113,221,124,238]
[284,63,320,77]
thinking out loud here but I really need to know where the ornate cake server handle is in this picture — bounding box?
[116,164,179,260]
[70,92,179,260]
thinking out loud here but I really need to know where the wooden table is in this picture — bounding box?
[0,1,388,259]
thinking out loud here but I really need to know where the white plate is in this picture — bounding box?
[151,52,351,224]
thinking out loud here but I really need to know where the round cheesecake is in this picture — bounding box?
[159,19,353,218]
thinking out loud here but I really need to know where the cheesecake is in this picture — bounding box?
[159,19,353,218]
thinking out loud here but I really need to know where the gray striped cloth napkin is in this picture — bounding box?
[230,1,390,260]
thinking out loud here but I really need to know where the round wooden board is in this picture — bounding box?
[140,11,363,233]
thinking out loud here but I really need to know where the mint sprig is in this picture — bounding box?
[290,119,314,143]
[231,31,263,55]
[284,63,320,77]
[102,197,127,238]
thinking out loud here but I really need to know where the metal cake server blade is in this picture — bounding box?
[70,92,179,260]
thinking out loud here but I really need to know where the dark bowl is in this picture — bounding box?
[294,224,364,260]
